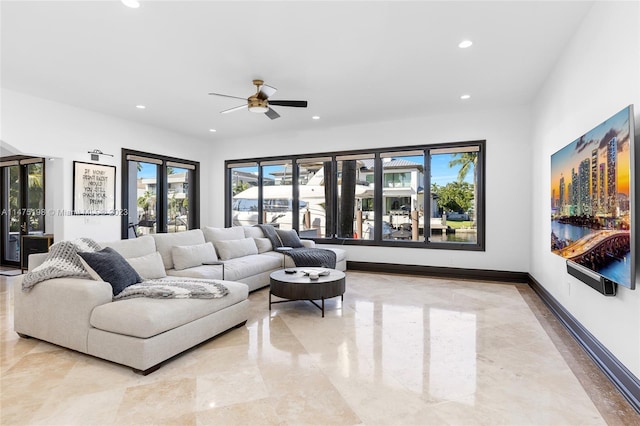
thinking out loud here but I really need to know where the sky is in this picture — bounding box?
[136,162,190,179]
[550,106,632,203]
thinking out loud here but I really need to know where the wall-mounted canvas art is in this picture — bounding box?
[73,161,116,215]
[551,105,635,289]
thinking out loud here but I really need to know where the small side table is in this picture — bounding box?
[21,235,54,272]
[275,246,292,268]
[204,260,225,280]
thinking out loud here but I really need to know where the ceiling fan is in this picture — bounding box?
[208,79,308,120]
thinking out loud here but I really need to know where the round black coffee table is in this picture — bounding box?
[269,268,346,317]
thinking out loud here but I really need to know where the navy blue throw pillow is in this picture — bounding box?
[78,247,142,296]
[275,229,304,248]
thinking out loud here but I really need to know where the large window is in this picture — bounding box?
[225,141,484,251]
[297,158,331,238]
[122,149,199,238]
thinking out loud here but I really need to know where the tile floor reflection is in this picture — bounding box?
[1,271,637,425]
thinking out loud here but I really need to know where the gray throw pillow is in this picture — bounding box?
[78,247,142,297]
[275,229,304,248]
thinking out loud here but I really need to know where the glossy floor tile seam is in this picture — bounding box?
[2,272,639,425]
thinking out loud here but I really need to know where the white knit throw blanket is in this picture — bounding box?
[22,238,102,291]
[113,278,229,301]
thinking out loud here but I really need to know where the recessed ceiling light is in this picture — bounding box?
[312,116,320,120]
[121,0,140,8]
[458,40,473,49]
[460,94,471,100]
[209,129,217,133]
[135,105,146,109]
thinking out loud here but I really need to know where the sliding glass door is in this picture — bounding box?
[1,158,45,267]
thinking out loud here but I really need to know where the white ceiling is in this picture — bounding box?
[1,1,594,143]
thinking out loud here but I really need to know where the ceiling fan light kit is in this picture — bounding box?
[248,97,269,113]
[209,79,308,120]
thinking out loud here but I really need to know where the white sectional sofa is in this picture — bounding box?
[158,226,346,291]
[13,226,346,374]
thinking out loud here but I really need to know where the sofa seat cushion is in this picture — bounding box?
[89,280,248,339]
[223,254,281,281]
[262,247,346,269]
[166,264,224,280]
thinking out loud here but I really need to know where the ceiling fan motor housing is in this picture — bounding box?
[248,96,269,113]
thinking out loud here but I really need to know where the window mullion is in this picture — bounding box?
[373,152,383,241]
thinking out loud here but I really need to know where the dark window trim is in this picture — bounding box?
[225,140,485,251]
[121,149,200,239]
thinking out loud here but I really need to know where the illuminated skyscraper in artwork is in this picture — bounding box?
[571,167,578,210]
[578,157,590,215]
[559,175,565,206]
[607,137,617,215]
[598,163,605,214]
[591,148,598,215]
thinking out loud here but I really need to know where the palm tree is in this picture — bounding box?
[449,152,478,225]
[449,152,477,183]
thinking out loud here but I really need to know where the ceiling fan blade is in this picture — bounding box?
[265,108,280,120]
[258,84,277,100]
[209,92,246,101]
[268,100,308,108]
[221,104,247,114]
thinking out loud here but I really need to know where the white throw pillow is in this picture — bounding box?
[172,242,218,271]
[216,238,258,260]
[125,251,167,279]
[254,237,273,254]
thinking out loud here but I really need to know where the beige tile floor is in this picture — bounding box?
[1,271,638,425]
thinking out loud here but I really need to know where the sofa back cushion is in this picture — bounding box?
[243,226,265,239]
[103,235,156,259]
[151,229,206,269]
[203,226,244,243]
[216,238,258,260]
[172,242,218,271]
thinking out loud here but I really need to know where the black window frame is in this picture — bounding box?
[225,140,485,251]
[121,149,200,239]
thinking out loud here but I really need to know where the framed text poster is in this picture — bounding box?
[73,161,116,215]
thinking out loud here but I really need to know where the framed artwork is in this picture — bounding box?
[550,105,635,289]
[73,161,116,215]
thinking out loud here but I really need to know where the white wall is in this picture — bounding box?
[208,106,532,273]
[1,89,211,242]
[531,1,640,377]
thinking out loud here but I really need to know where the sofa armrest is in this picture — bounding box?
[28,253,49,271]
[14,277,113,353]
[301,239,316,249]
